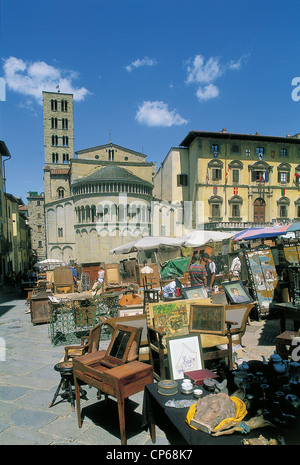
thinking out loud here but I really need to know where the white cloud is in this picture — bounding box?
[135,100,188,127]
[185,53,249,101]
[186,55,223,85]
[126,56,157,72]
[228,53,250,70]
[3,56,90,105]
[196,84,219,101]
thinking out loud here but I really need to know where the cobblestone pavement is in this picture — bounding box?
[0,290,295,445]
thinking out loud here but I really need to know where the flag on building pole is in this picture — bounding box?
[224,166,230,184]
[294,168,300,185]
[265,169,269,182]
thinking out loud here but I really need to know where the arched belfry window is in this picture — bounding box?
[57,187,65,199]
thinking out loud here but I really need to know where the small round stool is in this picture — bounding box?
[49,361,87,411]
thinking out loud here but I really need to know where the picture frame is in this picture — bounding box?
[118,307,144,317]
[221,280,253,304]
[182,286,208,300]
[245,248,278,313]
[189,304,225,334]
[167,333,204,380]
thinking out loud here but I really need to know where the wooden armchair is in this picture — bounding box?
[147,302,255,380]
[64,316,108,361]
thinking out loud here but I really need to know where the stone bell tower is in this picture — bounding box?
[42,91,74,203]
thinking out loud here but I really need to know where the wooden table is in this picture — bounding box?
[273,302,300,332]
[142,381,297,445]
[73,352,153,444]
[276,331,300,359]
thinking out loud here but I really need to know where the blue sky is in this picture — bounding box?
[1,0,300,203]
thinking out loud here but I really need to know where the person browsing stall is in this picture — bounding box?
[69,264,78,287]
[98,266,105,285]
[202,253,216,289]
[189,254,207,287]
[229,252,244,281]
[163,278,184,300]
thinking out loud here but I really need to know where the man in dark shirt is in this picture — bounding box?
[189,254,207,287]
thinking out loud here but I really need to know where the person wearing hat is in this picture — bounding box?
[202,253,216,289]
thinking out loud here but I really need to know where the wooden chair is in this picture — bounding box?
[147,302,255,380]
[143,277,160,312]
[63,317,108,361]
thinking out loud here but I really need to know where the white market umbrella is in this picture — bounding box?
[38,258,64,265]
[179,230,236,247]
[110,236,183,254]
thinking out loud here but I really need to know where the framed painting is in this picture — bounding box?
[144,298,212,327]
[245,248,278,313]
[221,280,253,304]
[152,301,189,337]
[167,333,204,380]
[182,286,208,300]
[189,304,225,334]
[118,307,144,317]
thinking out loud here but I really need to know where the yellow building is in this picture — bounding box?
[5,193,31,275]
[0,141,11,282]
[154,129,300,230]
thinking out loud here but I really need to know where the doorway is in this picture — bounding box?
[253,198,265,223]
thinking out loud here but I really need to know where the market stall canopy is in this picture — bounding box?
[109,236,183,254]
[179,230,236,247]
[110,230,237,255]
[234,224,291,241]
[37,258,65,265]
[286,222,300,232]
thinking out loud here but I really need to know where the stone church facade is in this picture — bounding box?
[42,91,155,265]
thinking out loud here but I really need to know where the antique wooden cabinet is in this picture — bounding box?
[30,290,50,325]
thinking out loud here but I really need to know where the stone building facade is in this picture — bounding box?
[154,129,300,230]
[27,191,46,262]
[42,91,155,264]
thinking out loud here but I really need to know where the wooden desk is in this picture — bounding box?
[273,302,300,332]
[73,352,153,444]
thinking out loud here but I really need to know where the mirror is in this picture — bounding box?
[109,330,131,359]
